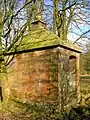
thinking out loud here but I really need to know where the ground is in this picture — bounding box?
[0,75,90,120]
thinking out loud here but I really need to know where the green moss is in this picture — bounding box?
[8,24,81,54]
[50,54,58,81]
[17,27,60,51]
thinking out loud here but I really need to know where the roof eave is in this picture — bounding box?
[4,43,82,56]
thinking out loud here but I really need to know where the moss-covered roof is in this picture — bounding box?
[17,26,60,50]
[9,21,82,54]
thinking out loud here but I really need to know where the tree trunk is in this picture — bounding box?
[53,0,59,34]
[59,0,67,41]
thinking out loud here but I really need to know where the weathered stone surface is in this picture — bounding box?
[2,47,80,110]
[4,49,58,103]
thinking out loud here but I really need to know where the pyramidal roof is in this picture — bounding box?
[17,24,60,51]
[8,17,82,54]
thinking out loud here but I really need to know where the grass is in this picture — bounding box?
[80,75,90,95]
[80,75,90,79]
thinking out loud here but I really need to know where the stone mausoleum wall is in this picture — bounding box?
[4,48,58,104]
[3,47,80,109]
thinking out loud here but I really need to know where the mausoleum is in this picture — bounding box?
[2,17,81,110]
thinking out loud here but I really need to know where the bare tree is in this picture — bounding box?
[1,0,89,54]
[52,0,90,44]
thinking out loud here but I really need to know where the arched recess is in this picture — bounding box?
[0,86,3,102]
[69,55,77,72]
[69,55,77,91]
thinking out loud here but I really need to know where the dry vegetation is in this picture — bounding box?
[0,77,90,120]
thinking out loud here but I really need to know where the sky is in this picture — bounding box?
[44,0,90,51]
[3,0,90,52]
